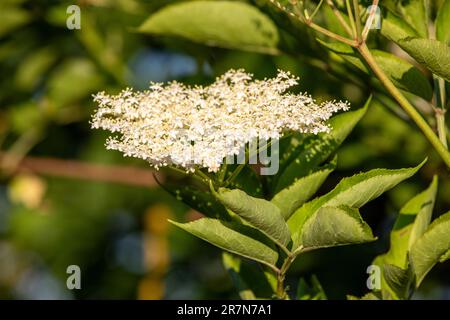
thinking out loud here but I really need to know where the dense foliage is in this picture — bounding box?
[0,0,449,299]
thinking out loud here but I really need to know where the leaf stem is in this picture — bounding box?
[326,0,353,36]
[361,0,379,41]
[267,0,450,166]
[436,109,448,149]
[434,75,448,149]
[308,0,324,21]
[223,163,246,187]
[276,254,295,299]
[345,0,357,38]
[305,20,357,46]
[352,0,362,41]
[358,43,450,167]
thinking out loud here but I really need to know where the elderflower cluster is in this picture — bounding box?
[91,69,349,172]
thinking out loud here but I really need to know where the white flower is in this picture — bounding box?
[91,69,349,172]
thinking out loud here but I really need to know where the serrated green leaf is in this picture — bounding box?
[288,161,425,249]
[222,252,276,299]
[219,188,290,247]
[170,218,278,267]
[371,50,433,101]
[273,99,369,193]
[436,0,450,45]
[301,206,376,250]
[138,1,279,54]
[381,10,419,43]
[398,0,428,38]
[396,38,450,82]
[406,176,438,248]
[320,41,432,100]
[271,166,333,220]
[410,211,450,287]
[372,177,437,299]
[384,176,438,266]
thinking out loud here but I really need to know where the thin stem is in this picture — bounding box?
[326,0,353,36]
[434,75,448,149]
[223,163,246,187]
[276,254,295,299]
[165,166,207,186]
[218,164,228,184]
[267,0,450,166]
[308,0,324,21]
[345,0,357,38]
[358,43,450,167]
[362,0,379,41]
[268,0,357,46]
[352,0,362,41]
[436,110,448,149]
[306,20,357,46]
[196,169,213,185]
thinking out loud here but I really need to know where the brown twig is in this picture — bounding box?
[0,152,161,187]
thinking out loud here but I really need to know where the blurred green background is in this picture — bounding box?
[0,0,448,299]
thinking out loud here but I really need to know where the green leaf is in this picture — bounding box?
[301,206,376,250]
[227,165,263,197]
[274,99,369,193]
[170,218,278,267]
[381,11,419,43]
[436,0,450,45]
[296,275,327,300]
[381,7,450,81]
[384,176,438,268]
[440,249,450,263]
[218,188,291,247]
[271,165,334,220]
[396,38,450,82]
[158,182,229,220]
[320,41,432,100]
[410,211,450,287]
[372,177,437,299]
[0,4,31,37]
[222,252,276,299]
[383,264,412,300]
[371,50,433,101]
[397,0,428,38]
[318,40,367,71]
[406,176,438,248]
[288,161,425,249]
[138,1,279,54]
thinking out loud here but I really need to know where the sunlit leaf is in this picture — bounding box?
[219,188,291,247]
[410,211,450,287]
[170,218,279,267]
[288,161,424,249]
[139,1,280,54]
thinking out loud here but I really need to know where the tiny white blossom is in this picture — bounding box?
[91,69,349,172]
